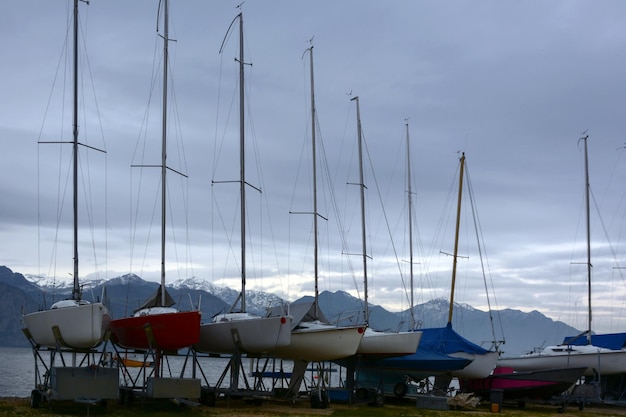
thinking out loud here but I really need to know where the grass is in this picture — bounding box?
[1,396,626,417]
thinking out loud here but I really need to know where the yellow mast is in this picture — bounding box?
[447,152,465,324]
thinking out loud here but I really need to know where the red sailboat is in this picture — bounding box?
[109,0,200,354]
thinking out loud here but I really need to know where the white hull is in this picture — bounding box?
[451,350,499,378]
[196,313,292,355]
[357,329,422,357]
[273,322,365,361]
[498,345,626,376]
[22,302,110,349]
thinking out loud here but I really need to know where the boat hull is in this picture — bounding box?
[273,325,365,361]
[195,315,292,354]
[357,329,422,357]
[22,302,110,349]
[109,310,201,351]
[355,347,472,385]
[498,348,626,376]
[460,366,586,400]
[450,350,499,378]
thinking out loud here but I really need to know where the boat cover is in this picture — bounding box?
[377,344,472,372]
[134,284,175,313]
[562,332,626,350]
[354,325,475,373]
[420,322,491,355]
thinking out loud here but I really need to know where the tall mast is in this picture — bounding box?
[237,13,247,312]
[160,0,170,306]
[351,96,369,325]
[406,122,415,330]
[71,0,80,299]
[307,46,320,318]
[447,152,465,324]
[581,134,592,343]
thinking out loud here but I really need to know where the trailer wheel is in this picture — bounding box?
[201,389,216,406]
[30,390,41,409]
[355,387,369,403]
[118,388,126,405]
[310,389,328,409]
[604,391,617,402]
[393,382,407,398]
[124,390,134,407]
[368,389,384,407]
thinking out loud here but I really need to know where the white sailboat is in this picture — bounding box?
[351,99,421,357]
[195,12,291,355]
[498,134,626,376]
[270,46,365,363]
[22,0,109,350]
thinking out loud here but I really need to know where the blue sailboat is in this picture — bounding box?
[354,153,499,397]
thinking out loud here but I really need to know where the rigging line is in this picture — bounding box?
[78,150,99,278]
[465,164,503,347]
[590,186,626,308]
[211,184,238,284]
[137,174,161,279]
[167,73,194,281]
[129,34,162,276]
[319,116,361,301]
[166,179,185,283]
[425,157,460,302]
[362,126,408,304]
[310,106,359,298]
[384,126,416,310]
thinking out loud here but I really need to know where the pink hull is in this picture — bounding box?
[110,310,201,351]
[460,366,585,401]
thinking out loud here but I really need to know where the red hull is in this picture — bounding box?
[110,310,201,351]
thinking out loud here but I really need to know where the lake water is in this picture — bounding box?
[0,347,342,398]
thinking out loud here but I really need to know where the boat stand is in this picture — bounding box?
[114,323,200,406]
[194,343,275,405]
[23,327,119,409]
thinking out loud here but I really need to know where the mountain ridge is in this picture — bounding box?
[1,265,580,355]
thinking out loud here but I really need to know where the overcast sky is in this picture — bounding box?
[4,1,626,338]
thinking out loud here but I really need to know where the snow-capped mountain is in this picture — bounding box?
[24,273,73,291]
[24,272,109,291]
[171,276,286,314]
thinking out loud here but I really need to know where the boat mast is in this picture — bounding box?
[237,13,247,313]
[307,46,320,318]
[351,96,369,325]
[406,122,415,330]
[160,0,170,306]
[581,133,592,344]
[447,152,465,324]
[71,0,80,300]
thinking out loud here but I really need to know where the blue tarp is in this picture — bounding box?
[419,322,491,355]
[377,345,472,372]
[358,324,480,375]
[562,332,626,350]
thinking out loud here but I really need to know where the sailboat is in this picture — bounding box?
[421,152,499,379]
[22,0,110,350]
[497,134,626,376]
[194,12,291,355]
[350,99,421,357]
[108,0,201,353]
[270,46,365,363]
[358,153,499,392]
